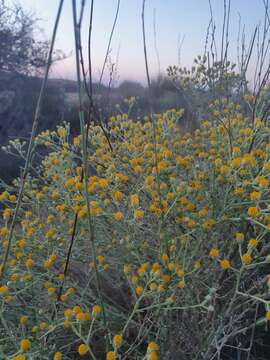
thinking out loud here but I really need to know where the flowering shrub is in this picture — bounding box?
[0,104,270,359]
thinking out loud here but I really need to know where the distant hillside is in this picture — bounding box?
[0,71,188,182]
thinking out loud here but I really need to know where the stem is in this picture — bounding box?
[99,0,121,85]
[72,0,110,349]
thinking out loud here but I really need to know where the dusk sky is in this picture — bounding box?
[18,0,267,84]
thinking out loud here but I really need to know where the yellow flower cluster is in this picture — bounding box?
[1,105,270,358]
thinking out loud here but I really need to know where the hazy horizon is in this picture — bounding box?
[14,0,268,85]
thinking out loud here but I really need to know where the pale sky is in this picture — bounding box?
[15,0,268,85]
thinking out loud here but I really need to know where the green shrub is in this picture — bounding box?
[0,102,270,358]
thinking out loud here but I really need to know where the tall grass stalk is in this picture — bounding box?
[142,0,164,254]
[71,0,110,348]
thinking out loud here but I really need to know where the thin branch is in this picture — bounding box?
[99,0,120,85]
[72,0,110,350]
[153,8,161,75]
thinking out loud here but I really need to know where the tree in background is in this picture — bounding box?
[0,0,62,75]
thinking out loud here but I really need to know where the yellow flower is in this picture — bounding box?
[235,233,244,242]
[231,157,242,168]
[133,165,142,173]
[257,176,269,188]
[134,209,144,220]
[162,274,171,283]
[187,219,196,228]
[177,268,184,277]
[12,355,26,360]
[266,310,270,321]
[247,206,260,218]
[99,178,109,188]
[54,352,62,360]
[113,191,123,202]
[263,162,270,171]
[161,254,169,261]
[219,165,229,175]
[135,286,143,296]
[92,304,102,316]
[60,294,67,302]
[114,211,123,221]
[220,259,230,270]
[242,253,252,265]
[4,295,13,303]
[157,160,169,172]
[20,339,31,352]
[73,136,80,146]
[63,319,70,328]
[131,275,138,284]
[209,248,218,258]
[10,273,18,282]
[32,325,38,333]
[46,228,57,238]
[97,255,105,264]
[20,316,29,325]
[0,227,9,237]
[148,342,159,352]
[73,305,81,315]
[123,264,131,274]
[76,312,87,322]
[168,262,175,271]
[137,266,146,276]
[78,344,88,356]
[9,194,16,202]
[39,322,47,330]
[64,308,73,319]
[234,187,244,195]
[242,153,256,167]
[130,194,139,206]
[25,258,34,268]
[0,191,8,202]
[148,351,159,360]
[113,334,123,347]
[149,282,158,290]
[58,273,65,281]
[106,351,116,360]
[75,182,83,191]
[47,287,56,295]
[51,191,58,199]
[248,238,258,248]
[145,175,154,185]
[65,177,76,188]
[67,287,75,295]
[0,285,9,295]
[3,208,11,220]
[57,127,67,138]
[177,280,186,289]
[250,191,261,201]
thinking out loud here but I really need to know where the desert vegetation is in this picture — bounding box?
[0,0,270,359]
